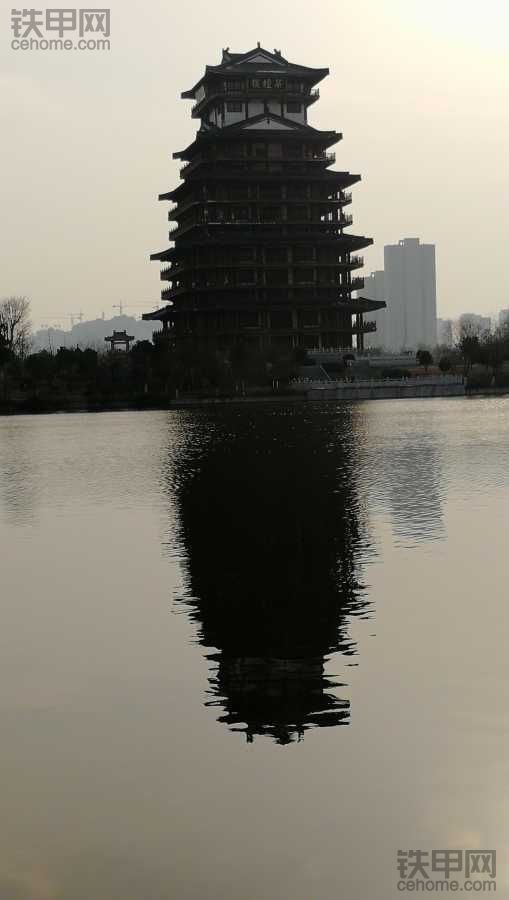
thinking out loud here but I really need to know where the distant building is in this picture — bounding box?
[383,238,437,350]
[458,313,491,338]
[32,315,154,352]
[499,309,509,330]
[437,318,453,347]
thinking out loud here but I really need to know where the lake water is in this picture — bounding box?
[0,398,507,899]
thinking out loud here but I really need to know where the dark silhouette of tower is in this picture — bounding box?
[164,405,372,743]
[144,46,384,350]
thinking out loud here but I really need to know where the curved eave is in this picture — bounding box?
[343,235,373,251]
[350,297,387,313]
[142,305,172,321]
[165,172,361,201]
[152,233,372,253]
[173,123,341,160]
[150,248,175,262]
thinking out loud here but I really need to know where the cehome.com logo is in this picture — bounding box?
[10,8,111,50]
[397,849,497,892]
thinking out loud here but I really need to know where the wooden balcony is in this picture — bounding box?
[190,86,321,118]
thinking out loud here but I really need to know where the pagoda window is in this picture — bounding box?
[293,245,314,262]
[270,310,292,329]
[260,206,280,223]
[230,186,249,201]
[266,269,288,287]
[268,142,283,159]
[311,184,326,200]
[288,205,308,223]
[253,145,266,159]
[286,102,302,113]
[239,311,259,328]
[294,268,314,284]
[266,247,287,264]
[287,80,304,93]
[226,101,243,112]
[259,185,281,201]
[231,206,249,222]
[318,269,335,284]
[288,184,307,200]
[235,247,255,262]
[300,310,319,327]
[224,79,244,92]
[285,145,302,160]
[238,270,256,284]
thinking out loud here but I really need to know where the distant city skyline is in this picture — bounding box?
[32,314,154,351]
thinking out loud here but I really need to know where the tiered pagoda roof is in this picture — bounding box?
[144,45,385,350]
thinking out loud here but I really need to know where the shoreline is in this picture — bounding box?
[0,385,508,415]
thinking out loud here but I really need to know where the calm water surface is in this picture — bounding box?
[0,399,508,899]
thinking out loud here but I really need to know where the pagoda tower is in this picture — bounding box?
[144,45,384,351]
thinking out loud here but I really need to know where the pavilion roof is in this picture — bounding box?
[182,46,328,98]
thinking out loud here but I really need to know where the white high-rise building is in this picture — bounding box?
[383,238,437,350]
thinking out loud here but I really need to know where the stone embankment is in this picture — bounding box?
[290,375,465,401]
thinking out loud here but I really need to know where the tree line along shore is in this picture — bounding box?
[2,297,509,413]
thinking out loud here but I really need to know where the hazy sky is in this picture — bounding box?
[1,0,508,329]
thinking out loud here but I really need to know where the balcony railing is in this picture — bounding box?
[211,150,336,165]
[191,86,322,116]
[162,286,182,301]
[352,320,377,334]
[168,195,198,218]
[152,327,173,342]
[338,214,353,228]
[179,155,204,178]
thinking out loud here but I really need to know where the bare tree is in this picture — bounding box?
[0,296,32,357]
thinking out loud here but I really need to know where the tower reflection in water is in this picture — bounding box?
[167,405,372,744]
